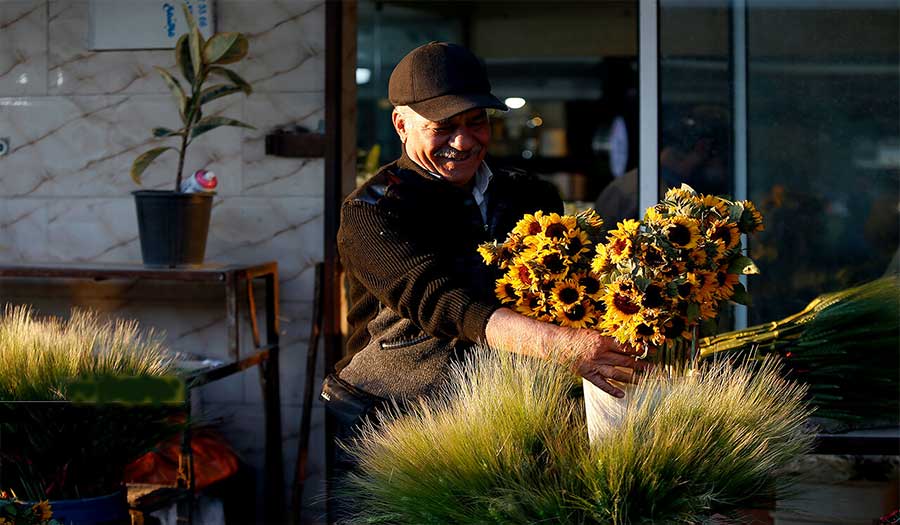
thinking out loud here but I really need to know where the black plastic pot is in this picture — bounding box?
[133,190,213,267]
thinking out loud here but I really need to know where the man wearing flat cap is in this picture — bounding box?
[325,42,644,436]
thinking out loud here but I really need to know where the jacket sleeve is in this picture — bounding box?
[337,200,500,343]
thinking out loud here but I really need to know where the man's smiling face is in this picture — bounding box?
[393,107,491,187]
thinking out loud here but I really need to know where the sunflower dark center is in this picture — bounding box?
[559,287,580,304]
[613,293,641,315]
[567,236,583,255]
[504,284,518,298]
[677,282,693,297]
[579,276,600,295]
[637,323,655,336]
[667,224,692,246]
[642,284,666,308]
[542,253,566,273]
[611,238,628,255]
[645,248,664,267]
[518,265,532,286]
[712,226,732,246]
[717,272,728,286]
[665,317,685,337]
[564,304,586,321]
[545,223,568,239]
[528,221,542,235]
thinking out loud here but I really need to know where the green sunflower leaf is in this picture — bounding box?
[728,256,760,275]
[730,282,752,306]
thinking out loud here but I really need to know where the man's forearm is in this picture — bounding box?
[485,307,584,363]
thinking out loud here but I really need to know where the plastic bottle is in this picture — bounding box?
[180,169,217,193]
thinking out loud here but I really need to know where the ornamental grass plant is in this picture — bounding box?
[699,276,900,426]
[0,307,184,501]
[342,348,814,524]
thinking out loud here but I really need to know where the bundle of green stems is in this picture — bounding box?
[699,276,899,423]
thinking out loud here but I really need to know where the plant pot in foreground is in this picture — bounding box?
[133,190,213,267]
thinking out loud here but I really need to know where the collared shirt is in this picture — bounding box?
[414,160,493,223]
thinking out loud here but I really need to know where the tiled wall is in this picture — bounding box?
[0,0,327,521]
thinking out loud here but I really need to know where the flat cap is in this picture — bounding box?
[389,41,507,121]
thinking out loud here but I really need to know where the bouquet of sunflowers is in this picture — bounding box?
[479,184,765,366]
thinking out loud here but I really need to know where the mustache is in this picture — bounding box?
[434,145,483,161]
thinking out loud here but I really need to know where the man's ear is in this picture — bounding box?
[392,109,408,144]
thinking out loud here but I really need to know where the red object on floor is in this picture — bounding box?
[124,427,240,491]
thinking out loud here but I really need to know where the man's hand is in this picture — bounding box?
[567,329,648,398]
[485,308,649,398]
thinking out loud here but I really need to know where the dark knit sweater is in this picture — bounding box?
[335,152,563,399]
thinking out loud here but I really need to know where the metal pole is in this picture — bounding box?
[639,0,660,215]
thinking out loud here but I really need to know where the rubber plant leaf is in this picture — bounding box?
[175,34,195,86]
[152,127,182,138]
[131,147,176,185]
[203,33,249,65]
[199,84,244,106]
[207,66,252,95]
[154,66,187,123]
[181,3,204,79]
[190,116,255,140]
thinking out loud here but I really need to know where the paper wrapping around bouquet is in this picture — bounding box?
[583,377,631,444]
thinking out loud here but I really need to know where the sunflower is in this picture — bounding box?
[689,244,709,267]
[661,216,701,250]
[707,218,741,250]
[556,300,597,329]
[550,279,584,311]
[694,270,719,303]
[607,219,641,264]
[494,275,519,305]
[591,244,614,274]
[574,271,604,300]
[538,213,578,242]
[535,246,571,279]
[675,273,700,302]
[700,194,732,220]
[512,211,546,238]
[641,282,670,311]
[664,185,699,204]
[575,209,604,237]
[515,291,552,321]
[31,501,52,522]
[601,280,644,331]
[477,241,502,266]
[738,200,765,233]
[507,262,537,290]
[644,206,668,225]
[714,270,741,300]
[564,229,592,260]
[633,315,666,347]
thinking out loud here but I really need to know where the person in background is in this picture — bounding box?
[323,42,646,465]
[595,106,729,228]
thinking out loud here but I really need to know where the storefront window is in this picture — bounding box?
[660,0,899,324]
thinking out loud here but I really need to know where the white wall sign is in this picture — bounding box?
[89,0,216,50]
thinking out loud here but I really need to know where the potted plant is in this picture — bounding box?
[130,3,254,267]
[0,307,185,524]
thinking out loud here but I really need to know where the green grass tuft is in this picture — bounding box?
[342,349,813,524]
